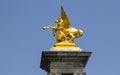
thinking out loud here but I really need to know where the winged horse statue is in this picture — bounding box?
[43,6,83,44]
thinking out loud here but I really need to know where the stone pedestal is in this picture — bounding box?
[40,51,91,75]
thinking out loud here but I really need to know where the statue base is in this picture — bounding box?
[51,43,81,51]
[51,47,81,51]
[54,42,76,47]
[40,51,92,75]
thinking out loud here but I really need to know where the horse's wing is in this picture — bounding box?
[61,6,70,29]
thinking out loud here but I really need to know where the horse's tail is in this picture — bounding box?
[78,29,83,38]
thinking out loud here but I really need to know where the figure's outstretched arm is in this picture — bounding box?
[42,26,56,30]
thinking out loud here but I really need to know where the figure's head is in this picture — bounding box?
[54,18,63,23]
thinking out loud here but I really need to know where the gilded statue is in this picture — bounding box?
[43,6,83,47]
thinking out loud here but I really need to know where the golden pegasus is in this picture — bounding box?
[43,6,83,48]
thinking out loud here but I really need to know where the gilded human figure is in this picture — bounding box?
[43,6,83,46]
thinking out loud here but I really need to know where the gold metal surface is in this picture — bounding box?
[43,6,83,48]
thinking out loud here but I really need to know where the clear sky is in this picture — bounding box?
[0,0,120,75]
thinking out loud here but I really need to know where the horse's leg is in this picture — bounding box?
[68,33,75,43]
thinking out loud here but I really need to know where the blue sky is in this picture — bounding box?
[0,0,120,75]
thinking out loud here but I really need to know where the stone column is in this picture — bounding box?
[48,72,61,75]
[74,72,86,75]
[40,51,91,75]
